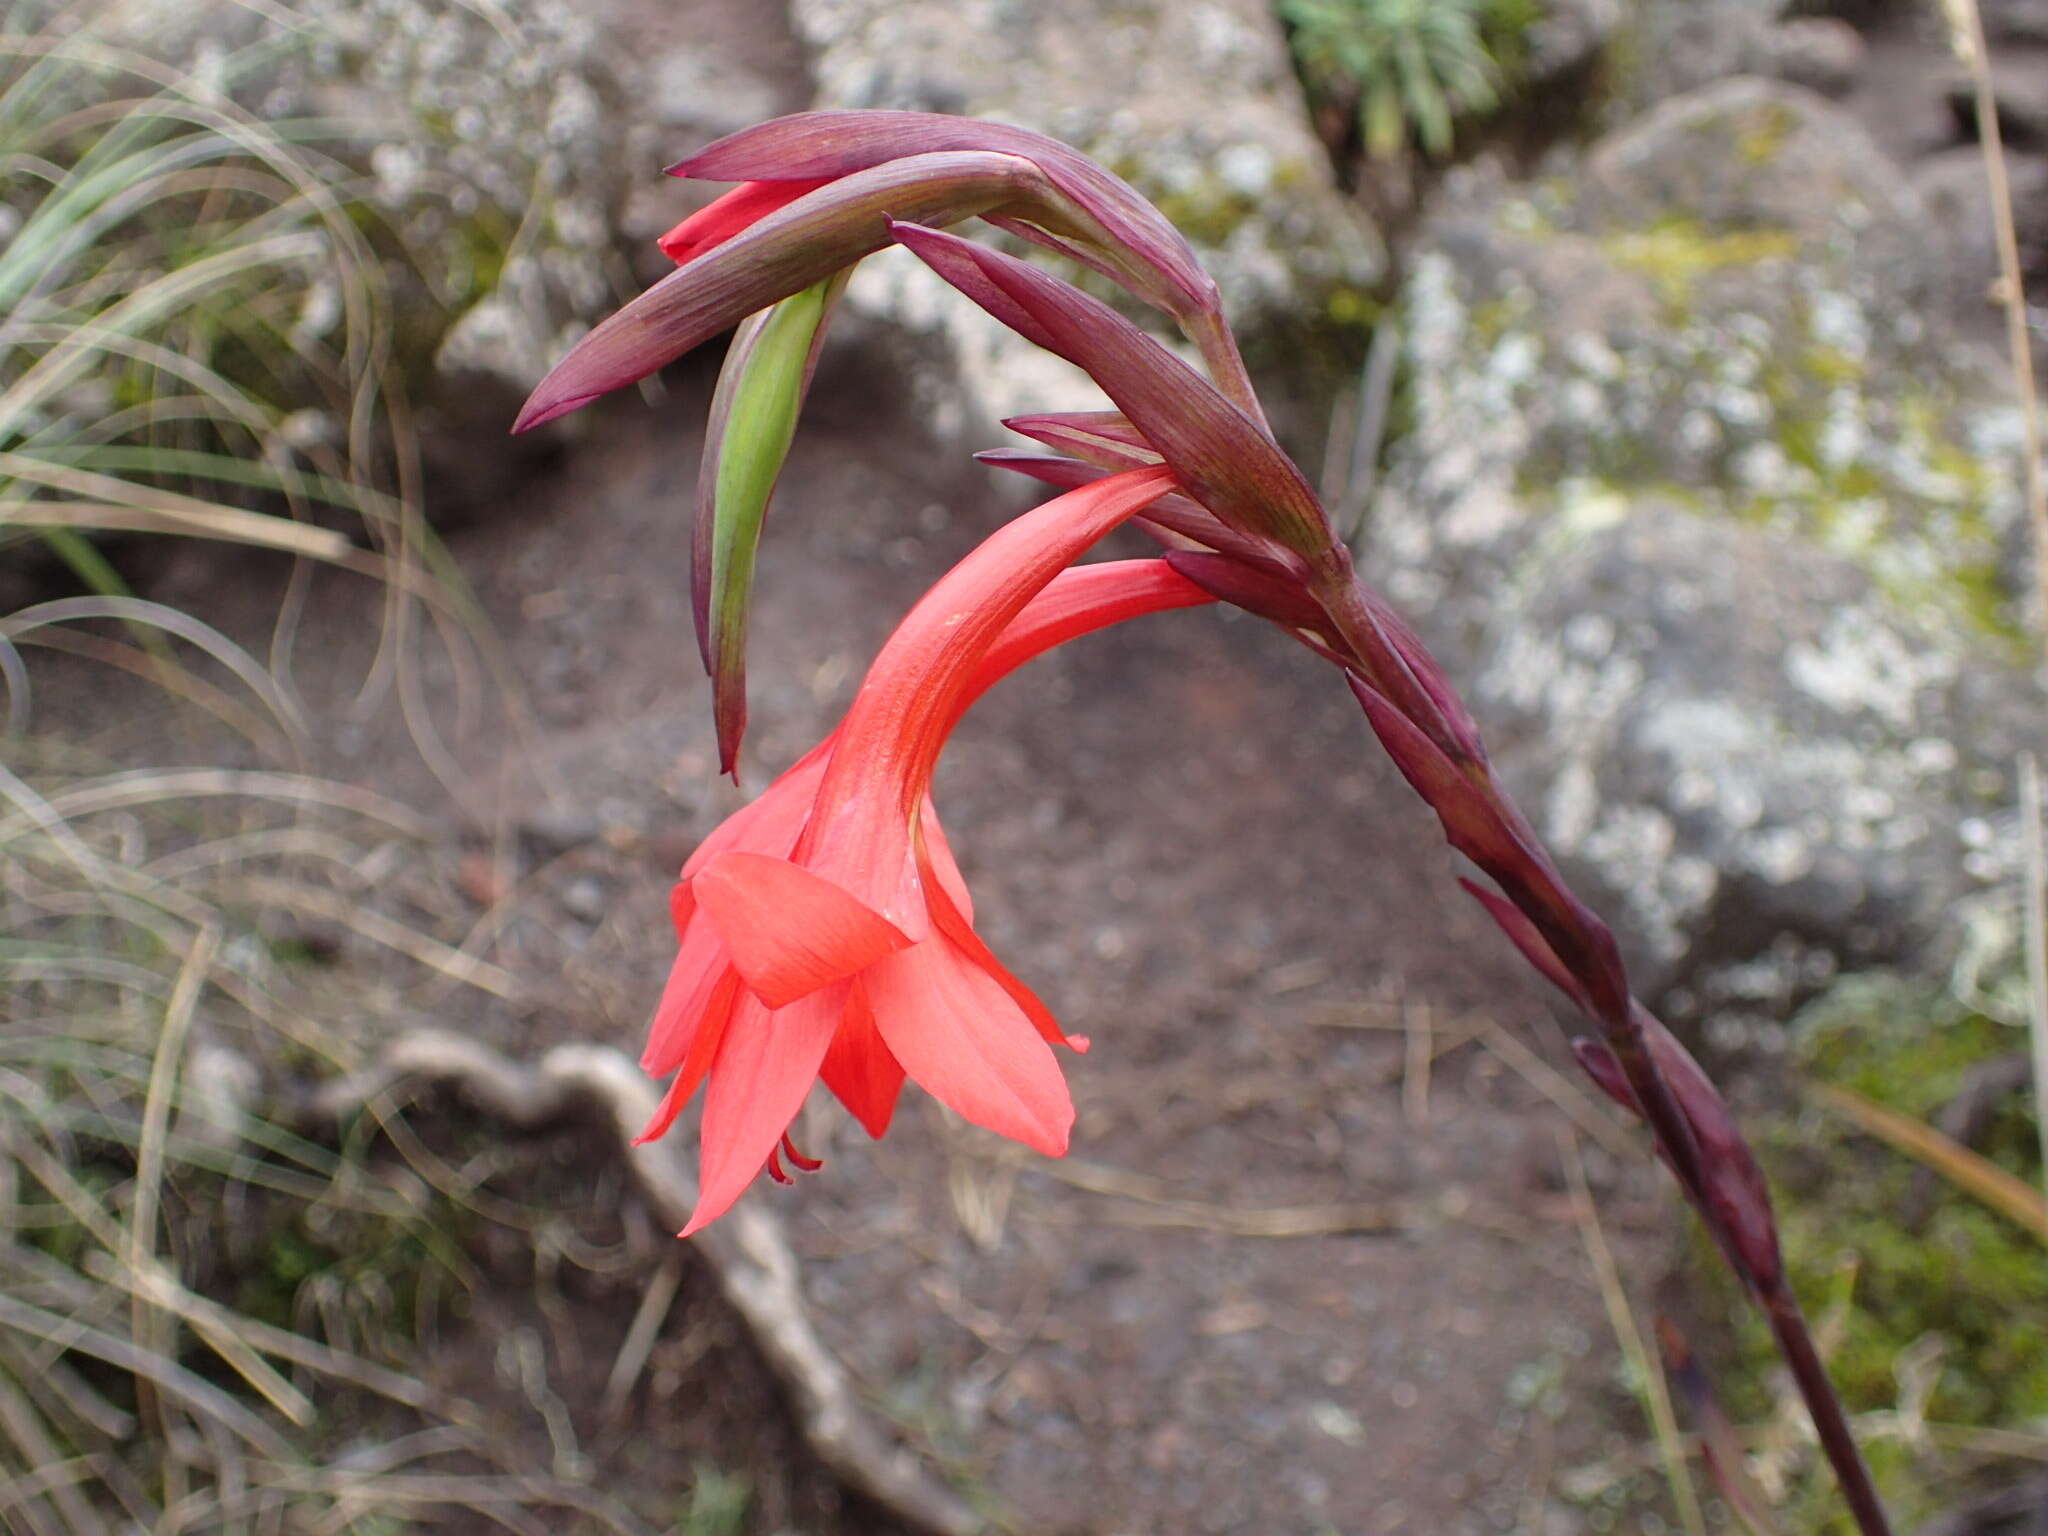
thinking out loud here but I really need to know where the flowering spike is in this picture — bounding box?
[658,178,835,266]
[1003,411,1159,462]
[1572,1038,1634,1112]
[976,451,1263,562]
[514,151,1041,432]
[1347,674,1632,1029]
[889,220,1335,561]
[1631,1005,1782,1294]
[669,110,1218,320]
[1162,550,1329,633]
[1457,876,1594,1012]
[696,274,845,773]
[1574,1016,1783,1295]
[974,447,1100,489]
[875,221,1062,353]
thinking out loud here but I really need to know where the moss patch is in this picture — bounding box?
[1602,216,1800,309]
[1715,974,2047,1528]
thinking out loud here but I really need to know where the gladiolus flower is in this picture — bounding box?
[638,468,1209,1233]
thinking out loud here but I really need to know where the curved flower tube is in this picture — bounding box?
[639,469,1208,1233]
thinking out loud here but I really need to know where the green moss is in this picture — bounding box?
[1736,101,1799,166]
[1802,345,1863,390]
[231,1175,470,1336]
[1601,216,1800,309]
[1324,284,1380,329]
[1465,291,1526,351]
[1715,975,2047,1528]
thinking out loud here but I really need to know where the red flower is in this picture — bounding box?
[639,468,1208,1233]
[655,178,834,266]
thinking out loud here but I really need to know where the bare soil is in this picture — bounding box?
[57,346,1684,1535]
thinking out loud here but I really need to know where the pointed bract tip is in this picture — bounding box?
[1572,1037,1637,1115]
[512,391,600,434]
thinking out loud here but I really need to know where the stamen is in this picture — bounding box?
[779,1131,823,1173]
[767,1145,793,1185]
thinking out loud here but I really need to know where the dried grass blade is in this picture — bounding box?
[1814,1082,2048,1242]
[1557,1127,1708,1536]
[2022,753,2048,1211]
[0,1292,294,1459]
[232,875,520,999]
[0,495,353,562]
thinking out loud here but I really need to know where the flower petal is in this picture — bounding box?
[800,467,1175,844]
[657,178,836,265]
[693,850,911,1008]
[642,893,741,1074]
[679,739,831,880]
[638,966,743,1140]
[914,822,1075,1051]
[865,938,1074,1157]
[918,794,973,924]
[818,984,905,1137]
[952,559,1215,729]
[682,986,845,1235]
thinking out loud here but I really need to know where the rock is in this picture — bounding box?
[1911,145,2048,312]
[1525,0,1625,84]
[1946,53,2048,148]
[1759,17,1866,99]
[1363,79,2041,1022]
[558,875,610,925]
[1620,0,1788,104]
[1580,80,1912,264]
[1978,0,2048,45]
[1623,2,1871,105]
[83,0,649,524]
[785,0,1384,432]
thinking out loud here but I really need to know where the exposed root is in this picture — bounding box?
[299,1030,985,1536]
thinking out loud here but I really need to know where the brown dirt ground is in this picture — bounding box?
[46,341,1693,1535]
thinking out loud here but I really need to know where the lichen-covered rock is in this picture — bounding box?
[1620,1,1865,107]
[1944,52,2048,149]
[1524,0,1625,85]
[1362,78,2043,1025]
[99,0,632,381]
[1980,0,2048,45]
[1620,0,1787,105]
[1912,145,2048,316]
[786,0,1384,430]
[1758,17,1866,99]
[76,0,652,520]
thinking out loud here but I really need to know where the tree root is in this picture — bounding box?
[303,1030,984,1536]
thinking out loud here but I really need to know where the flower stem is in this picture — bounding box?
[1764,1283,1893,1535]
[1308,566,1889,1533]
